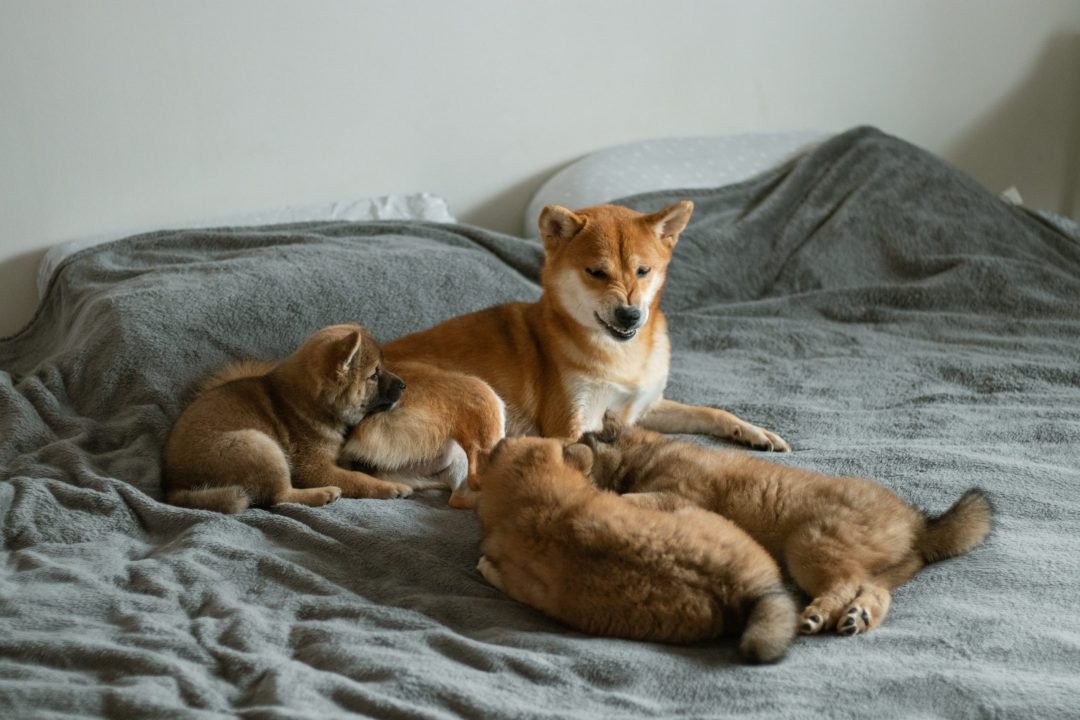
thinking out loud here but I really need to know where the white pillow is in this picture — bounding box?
[524,132,828,236]
[37,192,455,298]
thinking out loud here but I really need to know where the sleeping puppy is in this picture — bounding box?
[341,361,506,508]
[163,323,414,513]
[473,436,798,663]
[578,416,994,636]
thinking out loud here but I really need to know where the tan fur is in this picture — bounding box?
[163,324,414,513]
[198,359,276,393]
[473,437,798,663]
[342,361,506,507]
[580,417,994,636]
[357,202,787,481]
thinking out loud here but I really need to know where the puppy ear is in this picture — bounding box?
[645,200,693,248]
[563,443,594,475]
[539,205,586,252]
[333,329,364,373]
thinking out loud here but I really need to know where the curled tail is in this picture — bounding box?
[917,488,993,564]
[739,586,798,664]
[166,486,250,514]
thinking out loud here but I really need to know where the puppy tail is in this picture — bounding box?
[917,488,993,564]
[166,486,251,514]
[739,585,798,664]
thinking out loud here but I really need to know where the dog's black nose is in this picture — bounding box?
[613,305,642,329]
[394,378,406,393]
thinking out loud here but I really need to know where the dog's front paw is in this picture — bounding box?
[371,481,414,499]
[321,487,343,505]
[736,423,791,453]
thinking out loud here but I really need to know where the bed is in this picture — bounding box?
[2,127,1078,718]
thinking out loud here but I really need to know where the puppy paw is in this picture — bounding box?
[276,486,342,508]
[448,490,478,510]
[799,607,827,635]
[477,555,505,591]
[385,482,414,499]
[838,605,872,636]
[364,481,413,499]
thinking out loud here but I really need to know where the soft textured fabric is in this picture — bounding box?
[2,128,1078,719]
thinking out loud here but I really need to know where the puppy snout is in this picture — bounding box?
[613,305,642,330]
[370,371,406,411]
[384,378,405,404]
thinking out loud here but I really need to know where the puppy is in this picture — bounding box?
[163,323,414,513]
[579,417,994,636]
[473,436,798,663]
[342,361,506,508]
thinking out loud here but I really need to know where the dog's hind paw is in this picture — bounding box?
[799,608,826,635]
[838,606,871,636]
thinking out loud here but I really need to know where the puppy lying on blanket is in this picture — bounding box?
[578,416,993,636]
[473,436,798,664]
[163,324,415,513]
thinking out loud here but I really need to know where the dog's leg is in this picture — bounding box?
[638,398,789,452]
[297,464,414,499]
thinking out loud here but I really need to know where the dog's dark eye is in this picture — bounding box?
[585,267,608,280]
[636,267,651,277]
[369,368,379,381]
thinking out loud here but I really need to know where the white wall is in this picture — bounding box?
[1,0,1078,337]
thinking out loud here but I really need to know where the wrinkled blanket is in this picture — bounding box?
[2,127,1079,718]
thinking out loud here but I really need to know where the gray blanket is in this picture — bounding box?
[2,127,1078,719]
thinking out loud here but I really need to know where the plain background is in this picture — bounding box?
[1,0,1078,337]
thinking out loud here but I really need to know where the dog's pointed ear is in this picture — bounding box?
[563,443,594,475]
[539,205,586,252]
[332,329,364,373]
[646,200,693,249]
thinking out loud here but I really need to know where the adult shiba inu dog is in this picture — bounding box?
[164,324,414,513]
[343,201,787,479]
[473,436,798,663]
[578,416,994,637]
